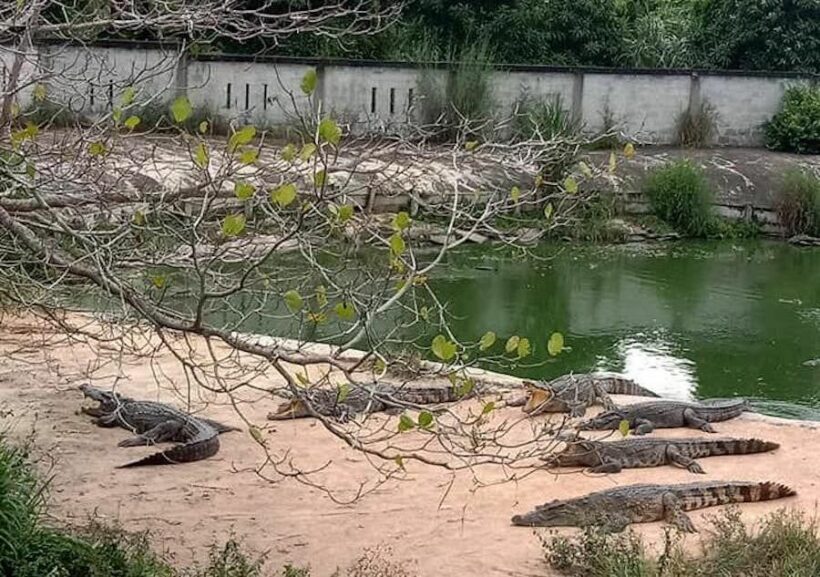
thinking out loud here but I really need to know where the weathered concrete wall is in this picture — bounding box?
[5,43,816,146]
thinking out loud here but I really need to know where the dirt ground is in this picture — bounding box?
[1,314,819,576]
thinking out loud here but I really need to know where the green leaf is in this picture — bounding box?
[418,411,434,429]
[457,377,475,398]
[133,211,145,226]
[543,202,554,220]
[124,115,141,130]
[373,358,386,375]
[296,372,310,386]
[194,142,209,169]
[281,143,297,162]
[564,175,578,195]
[314,169,327,188]
[271,183,297,207]
[283,289,303,311]
[249,426,265,445]
[112,107,122,123]
[465,140,479,151]
[150,275,166,289]
[315,285,328,308]
[398,414,415,433]
[234,181,255,200]
[510,186,521,202]
[624,142,636,160]
[419,305,430,322]
[479,331,496,351]
[389,233,405,256]
[578,161,593,178]
[221,214,246,237]
[609,151,617,173]
[337,204,354,223]
[299,143,316,161]
[394,455,405,470]
[505,336,520,354]
[618,419,631,437]
[229,125,256,151]
[547,332,565,357]
[121,86,136,106]
[301,68,318,95]
[170,95,192,123]
[517,337,532,359]
[239,148,258,165]
[25,162,35,179]
[33,83,46,102]
[88,141,107,156]
[318,117,342,145]
[337,383,351,403]
[392,211,411,231]
[431,335,457,361]
[198,120,209,134]
[481,401,495,415]
[309,310,327,324]
[334,301,356,321]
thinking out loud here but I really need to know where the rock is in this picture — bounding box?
[788,235,820,247]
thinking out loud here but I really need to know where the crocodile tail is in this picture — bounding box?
[679,481,796,510]
[702,399,750,422]
[199,417,241,434]
[705,438,780,456]
[117,436,220,468]
[604,377,660,398]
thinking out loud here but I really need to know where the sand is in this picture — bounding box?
[1,313,818,576]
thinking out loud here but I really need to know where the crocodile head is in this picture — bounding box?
[267,398,312,420]
[79,384,127,416]
[578,409,627,431]
[520,381,558,415]
[542,438,600,468]
[512,497,590,527]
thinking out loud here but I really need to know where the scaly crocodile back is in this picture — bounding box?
[600,377,660,398]
[674,481,796,511]
[698,399,750,422]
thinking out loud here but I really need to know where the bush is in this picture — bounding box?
[643,160,715,237]
[765,86,820,154]
[676,101,717,147]
[775,169,820,237]
[512,93,581,141]
[543,508,820,577]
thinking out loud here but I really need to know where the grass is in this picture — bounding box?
[643,160,715,237]
[0,434,412,577]
[544,507,820,577]
[512,93,581,141]
[775,168,820,237]
[676,101,717,148]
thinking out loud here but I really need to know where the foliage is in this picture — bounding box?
[544,508,820,577]
[765,86,820,155]
[643,160,714,237]
[512,93,581,141]
[618,0,697,68]
[774,169,820,237]
[676,101,717,147]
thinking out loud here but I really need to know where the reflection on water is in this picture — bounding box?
[597,332,697,401]
[431,241,820,419]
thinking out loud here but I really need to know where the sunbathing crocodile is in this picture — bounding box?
[512,481,795,532]
[521,373,659,417]
[268,383,478,422]
[578,399,750,435]
[543,434,779,474]
[80,384,239,468]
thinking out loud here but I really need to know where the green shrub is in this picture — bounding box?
[765,86,820,154]
[512,93,581,141]
[643,160,715,237]
[543,508,820,577]
[775,168,820,237]
[676,101,717,147]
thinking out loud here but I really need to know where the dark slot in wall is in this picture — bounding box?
[226,83,232,109]
[263,84,268,110]
[370,87,377,114]
[107,81,113,108]
[389,88,395,114]
[407,88,414,110]
[244,83,250,110]
[89,83,94,107]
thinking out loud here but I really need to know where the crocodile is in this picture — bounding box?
[511,481,796,532]
[80,384,239,468]
[543,434,779,474]
[578,399,750,435]
[521,373,659,417]
[267,383,478,422]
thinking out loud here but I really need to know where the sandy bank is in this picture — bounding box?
[0,314,817,576]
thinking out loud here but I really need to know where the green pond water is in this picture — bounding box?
[114,240,820,420]
[427,241,820,420]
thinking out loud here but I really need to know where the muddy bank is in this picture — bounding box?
[0,314,817,576]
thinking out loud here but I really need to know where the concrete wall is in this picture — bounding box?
[5,43,816,146]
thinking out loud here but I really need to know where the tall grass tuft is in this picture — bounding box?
[643,160,715,237]
[775,168,820,237]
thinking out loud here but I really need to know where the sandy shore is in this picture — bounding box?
[0,314,818,576]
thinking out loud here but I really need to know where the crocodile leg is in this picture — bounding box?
[633,419,655,435]
[662,492,697,533]
[588,462,623,474]
[666,446,706,474]
[92,412,120,428]
[117,421,183,447]
[593,384,617,411]
[683,408,717,433]
[568,401,588,418]
[600,514,631,533]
